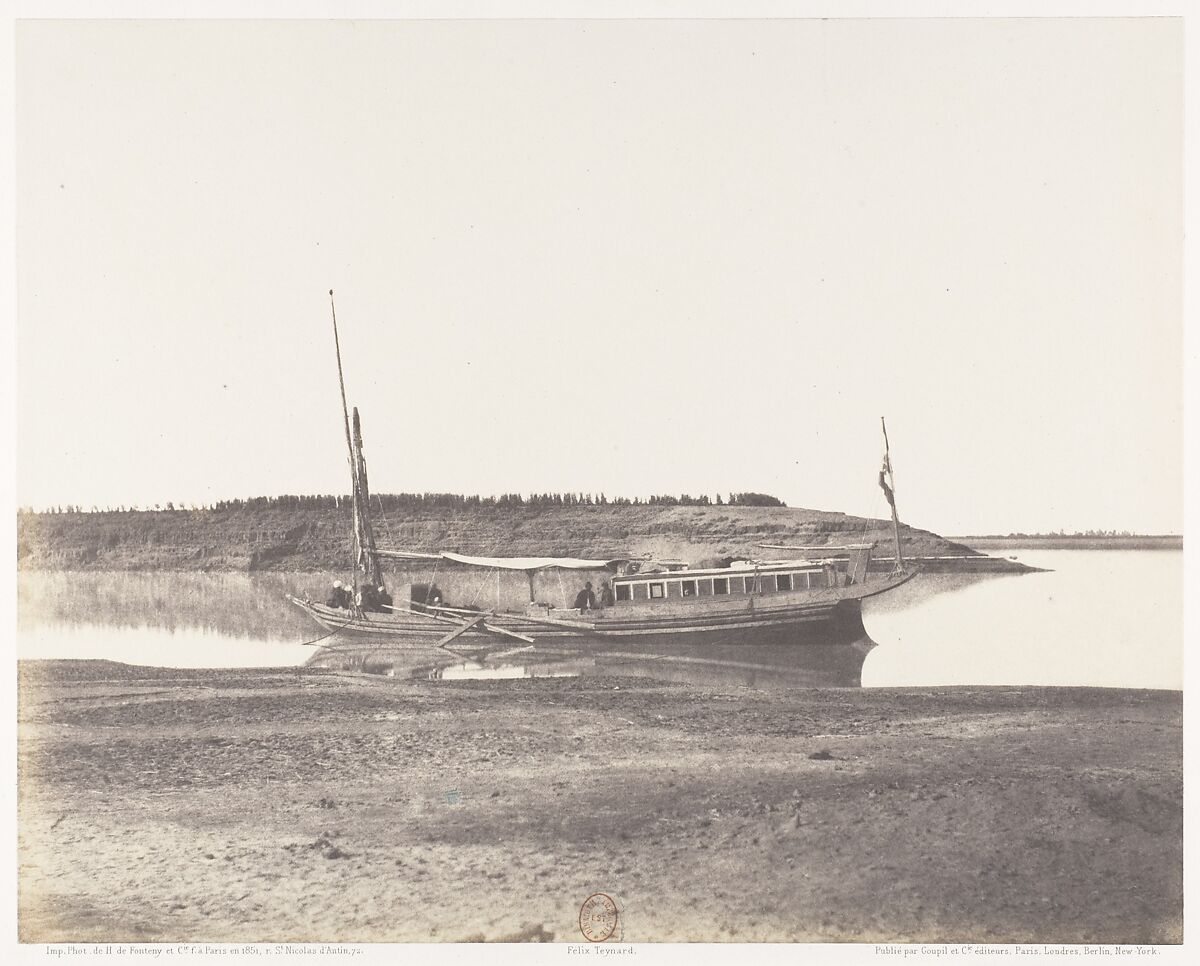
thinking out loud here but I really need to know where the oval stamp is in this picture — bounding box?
[578,892,619,942]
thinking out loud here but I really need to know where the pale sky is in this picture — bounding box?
[15,17,1183,535]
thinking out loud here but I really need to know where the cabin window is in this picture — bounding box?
[680,580,697,597]
[746,575,759,594]
[633,583,649,601]
[616,583,631,602]
[808,571,824,589]
[776,573,793,591]
[698,579,713,596]
[649,582,665,599]
[713,578,729,595]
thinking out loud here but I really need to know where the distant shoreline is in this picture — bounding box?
[953,535,1181,551]
[16,503,1041,575]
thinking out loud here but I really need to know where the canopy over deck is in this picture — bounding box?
[374,549,622,571]
[757,543,876,553]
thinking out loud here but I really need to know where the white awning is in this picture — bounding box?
[442,552,618,571]
[374,549,619,571]
[758,543,876,552]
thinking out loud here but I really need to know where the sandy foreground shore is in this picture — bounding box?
[16,660,1182,944]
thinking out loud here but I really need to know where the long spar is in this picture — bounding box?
[329,290,363,592]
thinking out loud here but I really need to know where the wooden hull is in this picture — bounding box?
[289,568,915,657]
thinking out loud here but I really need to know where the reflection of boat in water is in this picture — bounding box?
[312,632,883,689]
[292,292,917,684]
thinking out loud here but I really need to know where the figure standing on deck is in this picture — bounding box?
[412,582,443,611]
[326,580,351,609]
[574,581,596,611]
[599,580,615,608]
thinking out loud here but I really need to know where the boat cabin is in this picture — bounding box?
[610,560,844,604]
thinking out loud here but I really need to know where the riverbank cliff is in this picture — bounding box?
[16,503,1035,573]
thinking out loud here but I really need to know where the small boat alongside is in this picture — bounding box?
[291,292,918,680]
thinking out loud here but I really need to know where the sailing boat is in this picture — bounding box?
[288,293,918,656]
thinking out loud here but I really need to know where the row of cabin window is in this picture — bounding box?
[613,570,827,603]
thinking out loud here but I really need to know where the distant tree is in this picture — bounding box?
[728,492,786,508]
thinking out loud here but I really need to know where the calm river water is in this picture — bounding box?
[15,549,1182,690]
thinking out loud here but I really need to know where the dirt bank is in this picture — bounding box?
[17,661,1180,944]
[16,504,1035,573]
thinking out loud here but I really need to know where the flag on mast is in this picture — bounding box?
[878,454,896,509]
[879,416,904,571]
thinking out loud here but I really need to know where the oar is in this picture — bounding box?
[436,613,535,646]
[420,601,596,632]
[472,620,536,645]
[435,613,488,647]
[381,604,536,645]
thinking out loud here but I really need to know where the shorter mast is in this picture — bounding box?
[880,417,904,572]
[351,407,384,589]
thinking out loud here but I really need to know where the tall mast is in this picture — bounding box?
[329,289,364,592]
[329,290,358,486]
[329,290,385,594]
[880,417,904,571]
